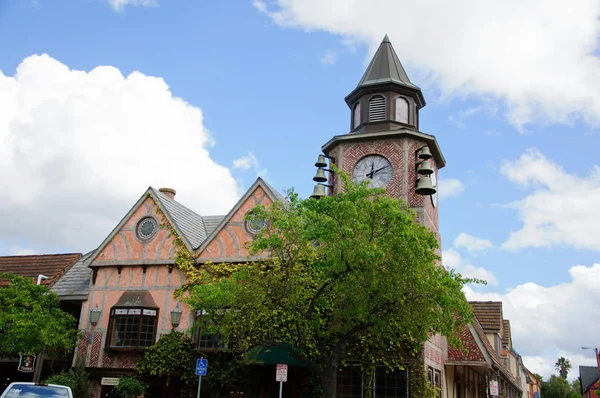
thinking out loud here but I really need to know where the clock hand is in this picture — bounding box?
[372,165,390,174]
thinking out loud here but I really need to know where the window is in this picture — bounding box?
[395,97,409,124]
[194,310,226,351]
[107,307,158,349]
[375,368,408,398]
[336,367,362,398]
[428,367,441,398]
[353,102,361,129]
[369,95,386,122]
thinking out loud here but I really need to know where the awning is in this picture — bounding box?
[244,343,311,368]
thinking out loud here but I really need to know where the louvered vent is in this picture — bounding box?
[369,95,385,122]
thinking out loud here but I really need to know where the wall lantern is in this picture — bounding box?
[414,145,437,196]
[171,304,182,328]
[310,154,336,199]
[89,306,102,326]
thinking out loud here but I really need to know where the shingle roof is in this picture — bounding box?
[0,253,81,287]
[470,301,504,331]
[502,319,512,346]
[472,320,521,391]
[580,365,600,391]
[356,34,418,90]
[150,187,208,249]
[447,324,487,363]
[203,215,225,236]
[51,251,93,298]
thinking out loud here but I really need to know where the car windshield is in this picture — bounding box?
[3,385,70,397]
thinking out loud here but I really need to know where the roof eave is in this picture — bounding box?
[322,129,445,169]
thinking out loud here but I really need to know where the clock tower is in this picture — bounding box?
[317,34,445,236]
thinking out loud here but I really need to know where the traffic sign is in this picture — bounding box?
[196,358,208,376]
[276,364,288,382]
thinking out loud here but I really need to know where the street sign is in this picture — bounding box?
[276,364,288,382]
[196,358,208,376]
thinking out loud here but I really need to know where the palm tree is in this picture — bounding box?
[554,356,572,379]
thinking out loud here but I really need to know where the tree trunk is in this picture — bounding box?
[321,364,338,398]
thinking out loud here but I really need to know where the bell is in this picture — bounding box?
[313,168,328,183]
[417,160,434,175]
[418,146,433,160]
[415,176,436,195]
[315,155,328,168]
[310,184,326,199]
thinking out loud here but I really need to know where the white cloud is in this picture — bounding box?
[454,232,493,254]
[465,263,600,380]
[233,152,259,171]
[442,248,497,285]
[438,178,464,199]
[253,0,600,129]
[500,149,600,251]
[320,49,337,65]
[0,54,240,253]
[105,0,157,12]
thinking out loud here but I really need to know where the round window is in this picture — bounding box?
[137,217,158,241]
[245,213,268,235]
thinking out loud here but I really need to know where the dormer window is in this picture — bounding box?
[353,102,361,129]
[368,95,385,122]
[395,97,409,124]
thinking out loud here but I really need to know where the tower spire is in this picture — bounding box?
[345,35,425,110]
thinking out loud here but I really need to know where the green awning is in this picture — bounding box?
[244,344,310,368]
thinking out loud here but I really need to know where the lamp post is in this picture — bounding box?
[581,346,600,379]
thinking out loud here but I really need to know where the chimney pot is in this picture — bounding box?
[158,188,176,199]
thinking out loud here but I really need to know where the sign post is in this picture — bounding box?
[276,364,288,398]
[196,358,208,398]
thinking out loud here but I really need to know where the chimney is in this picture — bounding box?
[158,188,176,200]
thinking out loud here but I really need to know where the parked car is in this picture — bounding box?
[0,382,73,398]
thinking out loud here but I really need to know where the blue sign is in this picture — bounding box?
[196,358,208,376]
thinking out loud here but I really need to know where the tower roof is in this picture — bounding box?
[345,35,425,109]
[356,35,418,90]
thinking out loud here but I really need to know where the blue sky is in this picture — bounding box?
[1,0,599,379]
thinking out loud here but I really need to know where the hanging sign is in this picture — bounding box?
[17,354,36,373]
[489,380,498,395]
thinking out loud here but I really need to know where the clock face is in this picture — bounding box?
[352,155,393,188]
[431,171,438,208]
[137,217,157,240]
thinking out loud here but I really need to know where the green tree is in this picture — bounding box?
[136,331,198,386]
[179,175,481,398]
[45,356,91,398]
[0,273,79,358]
[113,377,147,398]
[542,374,571,398]
[555,357,572,379]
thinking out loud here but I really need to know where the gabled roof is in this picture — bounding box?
[149,187,207,249]
[51,251,94,299]
[196,177,285,256]
[87,187,215,266]
[580,365,600,391]
[470,301,504,331]
[447,323,488,363]
[356,34,418,90]
[0,253,82,287]
[471,320,521,392]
